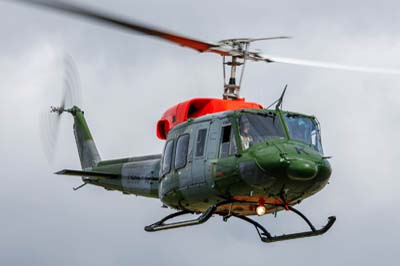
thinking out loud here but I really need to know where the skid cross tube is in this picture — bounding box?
[232,215,273,240]
[145,200,233,232]
[233,206,336,243]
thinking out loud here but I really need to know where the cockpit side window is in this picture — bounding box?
[219,125,231,158]
[161,139,174,176]
[219,124,237,158]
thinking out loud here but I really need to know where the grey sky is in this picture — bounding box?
[1,0,400,265]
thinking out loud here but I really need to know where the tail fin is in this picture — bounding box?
[70,106,101,169]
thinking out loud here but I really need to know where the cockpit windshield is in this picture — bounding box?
[284,114,323,154]
[239,113,285,150]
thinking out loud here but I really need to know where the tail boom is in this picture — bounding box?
[60,107,160,198]
[70,106,101,169]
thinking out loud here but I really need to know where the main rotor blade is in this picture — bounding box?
[248,36,291,42]
[260,54,400,74]
[12,0,227,55]
[219,36,291,43]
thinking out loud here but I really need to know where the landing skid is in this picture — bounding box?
[145,204,336,243]
[230,206,336,243]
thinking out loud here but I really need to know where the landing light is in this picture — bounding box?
[256,205,266,216]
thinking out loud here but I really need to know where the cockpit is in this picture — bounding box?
[238,111,323,154]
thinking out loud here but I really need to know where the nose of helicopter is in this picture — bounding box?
[252,141,330,182]
[287,158,318,180]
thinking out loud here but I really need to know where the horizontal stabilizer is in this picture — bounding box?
[55,169,120,179]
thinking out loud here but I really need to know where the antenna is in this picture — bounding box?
[275,84,288,111]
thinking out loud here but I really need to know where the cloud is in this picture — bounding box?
[0,0,399,265]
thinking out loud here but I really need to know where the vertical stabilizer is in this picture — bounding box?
[70,106,101,169]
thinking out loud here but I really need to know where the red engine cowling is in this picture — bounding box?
[156,98,263,139]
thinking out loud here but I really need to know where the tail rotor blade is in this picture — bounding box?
[63,55,82,108]
[40,109,61,164]
[39,54,83,165]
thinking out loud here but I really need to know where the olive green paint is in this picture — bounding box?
[59,106,331,217]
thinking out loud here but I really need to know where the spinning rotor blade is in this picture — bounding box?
[40,55,82,164]
[11,0,400,102]
[260,54,400,74]
[13,0,229,55]
[40,108,61,164]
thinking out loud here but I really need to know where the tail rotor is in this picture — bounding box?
[40,55,82,164]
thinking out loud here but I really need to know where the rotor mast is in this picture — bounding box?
[222,41,249,100]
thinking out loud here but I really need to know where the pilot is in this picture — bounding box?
[240,121,253,150]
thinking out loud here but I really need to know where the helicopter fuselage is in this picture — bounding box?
[157,108,331,216]
[83,107,331,217]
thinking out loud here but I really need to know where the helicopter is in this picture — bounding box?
[11,0,400,243]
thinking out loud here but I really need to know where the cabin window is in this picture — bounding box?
[230,132,237,155]
[161,140,174,175]
[195,128,207,157]
[175,134,190,169]
[220,125,236,158]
